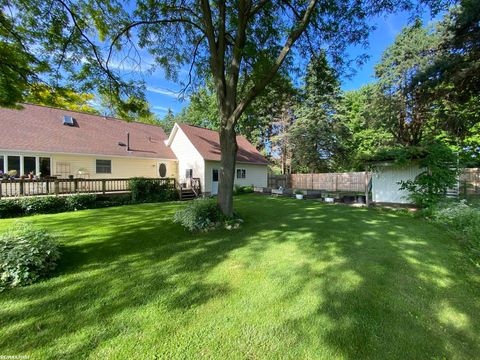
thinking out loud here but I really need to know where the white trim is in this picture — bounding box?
[0,149,177,162]
[165,123,179,147]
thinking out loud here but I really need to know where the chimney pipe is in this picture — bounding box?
[127,132,130,151]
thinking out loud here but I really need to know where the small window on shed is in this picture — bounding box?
[185,169,193,179]
[96,159,111,174]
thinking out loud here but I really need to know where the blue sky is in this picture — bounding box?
[142,9,436,118]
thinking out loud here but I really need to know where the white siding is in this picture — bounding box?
[204,161,268,193]
[168,125,205,187]
[372,164,424,204]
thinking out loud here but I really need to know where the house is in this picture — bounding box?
[166,123,268,195]
[0,104,268,195]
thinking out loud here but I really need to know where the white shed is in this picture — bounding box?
[371,162,424,204]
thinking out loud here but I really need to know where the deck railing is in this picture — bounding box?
[0,178,176,198]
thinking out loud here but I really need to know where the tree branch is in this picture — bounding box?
[232,0,318,122]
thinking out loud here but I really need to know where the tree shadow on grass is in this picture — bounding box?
[0,196,479,359]
[240,196,480,359]
[0,202,244,358]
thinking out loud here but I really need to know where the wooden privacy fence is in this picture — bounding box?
[268,172,371,192]
[460,168,480,195]
[0,178,176,198]
[268,174,290,189]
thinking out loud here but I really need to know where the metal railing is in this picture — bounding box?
[0,177,177,198]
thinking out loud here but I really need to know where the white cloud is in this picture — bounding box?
[146,86,179,98]
[151,105,169,113]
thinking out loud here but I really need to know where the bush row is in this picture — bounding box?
[0,194,131,218]
[0,178,179,218]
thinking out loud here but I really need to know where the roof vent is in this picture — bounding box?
[63,115,74,126]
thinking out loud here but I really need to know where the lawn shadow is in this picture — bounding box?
[0,202,245,357]
[0,195,479,359]
[239,196,480,359]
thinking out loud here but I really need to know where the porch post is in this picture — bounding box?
[20,155,24,177]
[35,157,40,176]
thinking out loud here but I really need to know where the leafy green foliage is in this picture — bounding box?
[429,200,480,265]
[289,53,342,173]
[398,141,459,207]
[24,84,100,114]
[0,222,60,290]
[233,185,254,195]
[129,178,178,203]
[0,194,132,218]
[64,194,98,210]
[173,198,223,232]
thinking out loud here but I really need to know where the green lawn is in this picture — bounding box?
[1,195,479,359]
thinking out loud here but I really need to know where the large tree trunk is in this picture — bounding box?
[217,123,238,217]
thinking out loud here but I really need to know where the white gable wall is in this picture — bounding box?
[204,161,268,194]
[372,164,424,204]
[168,125,205,187]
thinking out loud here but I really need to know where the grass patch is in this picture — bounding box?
[0,195,479,359]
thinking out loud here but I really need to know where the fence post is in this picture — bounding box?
[54,180,59,196]
[19,179,24,196]
[365,170,370,207]
[102,179,106,194]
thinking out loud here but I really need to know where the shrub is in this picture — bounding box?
[233,185,254,195]
[20,196,67,215]
[429,200,480,264]
[0,222,60,290]
[0,200,23,218]
[130,177,178,203]
[65,194,97,211]
[398,141,459,208]
[173,198,223,232]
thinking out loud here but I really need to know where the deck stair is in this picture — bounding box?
[180,188,197,201]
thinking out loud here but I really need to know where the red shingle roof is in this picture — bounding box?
[177,123,268,165]
[0,104,176,159]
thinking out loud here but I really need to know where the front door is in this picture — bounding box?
[211,169,219,195]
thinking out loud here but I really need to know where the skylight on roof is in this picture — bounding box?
[63,115,74,126]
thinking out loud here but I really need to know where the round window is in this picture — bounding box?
[159,163,167,178]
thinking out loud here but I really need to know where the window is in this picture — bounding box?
[212,169,219,182]
[96,159,112,174]
[40,157,51,177]
[24,156,36,175]
[7,156,20,177]
[236,169,246,179]
[185,169,193,179]
[158,163,167,178]
[0,156,4,174]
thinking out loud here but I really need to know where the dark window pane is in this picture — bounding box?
[159,163,167,178]
[0,156,4,174]
[96,159,111,174]
[7,156,20,177]
[24,156,36,175]
[236,169,246,179]
[40,157,51,177]
[212,169,219,182]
